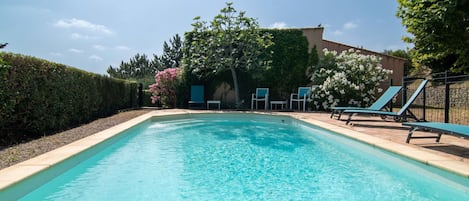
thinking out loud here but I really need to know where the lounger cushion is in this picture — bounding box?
[402,122,469,137]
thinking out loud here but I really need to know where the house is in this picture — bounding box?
[302,27,406,86]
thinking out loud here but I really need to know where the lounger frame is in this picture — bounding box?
[403,122,469,143]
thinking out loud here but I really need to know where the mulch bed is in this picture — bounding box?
[0,109,153,170]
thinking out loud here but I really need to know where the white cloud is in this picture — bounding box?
[332,30,343,36]
[115,45,130,51]
[55,18,113,34]
[68,48,83,53]
[71,33,97,40]
[89,55,103,61]
[93,45,107,51]
[343,22,358,30]
[269,22,288,29]
[50,52,63,57]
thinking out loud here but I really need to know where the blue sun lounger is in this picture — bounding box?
[343,80,428,125]
[330,86,402,119]
[402,122,469,143]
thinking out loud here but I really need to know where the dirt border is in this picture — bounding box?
[0,109,153,170]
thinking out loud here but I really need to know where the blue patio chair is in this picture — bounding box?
[290,87,311,112]
[188,85,205,109]
[402,122,469,143]
[251,88,269,110]
[343,80,428,125]
[330,86,402,119]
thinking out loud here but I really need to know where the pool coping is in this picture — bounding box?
[0,109,468,192]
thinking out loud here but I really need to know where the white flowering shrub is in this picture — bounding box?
[309,48,392,110]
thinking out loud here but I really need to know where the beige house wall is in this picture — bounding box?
[302,27,324,54]
[301,28,405,86]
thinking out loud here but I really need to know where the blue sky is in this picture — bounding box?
[0,0,410,75]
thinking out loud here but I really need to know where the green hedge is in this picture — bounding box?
[260,29,318,99]
[0,53,138,141]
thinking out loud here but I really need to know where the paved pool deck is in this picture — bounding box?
[1,109,468,194]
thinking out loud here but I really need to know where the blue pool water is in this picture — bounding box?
[13,114,469,200]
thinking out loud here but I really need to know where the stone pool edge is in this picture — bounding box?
[0,109,467,193]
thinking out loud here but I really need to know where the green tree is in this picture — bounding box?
[107,53,157,79]
[160,34,183,68]
[183,2,273,106]
[107,34,183,87]
[397,0,469,73]
[107,53,159,87]
[151,54,163,71]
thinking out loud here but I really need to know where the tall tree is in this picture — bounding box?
[184,2,273,106]
[107,53,157,79]
[397,0,469,73]
[160,34,183,68]
[151,54,163,71]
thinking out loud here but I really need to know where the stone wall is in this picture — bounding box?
[424,84,469,108]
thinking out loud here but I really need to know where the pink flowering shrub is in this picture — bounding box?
[149,67,181,108]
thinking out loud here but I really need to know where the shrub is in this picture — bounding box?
[0,52,137,144]
[309,48,392,110]
[149,67,181,108]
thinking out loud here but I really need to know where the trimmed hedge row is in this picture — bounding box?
[0,53,138,140]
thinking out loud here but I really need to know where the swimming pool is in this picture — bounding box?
[2,113,469,200]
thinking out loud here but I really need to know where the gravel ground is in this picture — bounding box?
[0,109,153,170]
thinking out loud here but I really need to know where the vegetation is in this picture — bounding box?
[0,52,138,144]
[310,49,392,110]
[107,34,183,87]
[107,53,158,87]
[148,68,181,108]
[261,29,318,99]
[397,0,469,74]
[183,2,273,107]
[160,34,183,68]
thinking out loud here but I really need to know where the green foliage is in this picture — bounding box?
[107,53,158,87]
[183,28,316,108]
[310,49,392,110]
[160,34,183,68]
[183,2,273,106]
[261,29,318,99]
[108,34,184,88]
[397,0,469,73]
[0,53,137,142]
